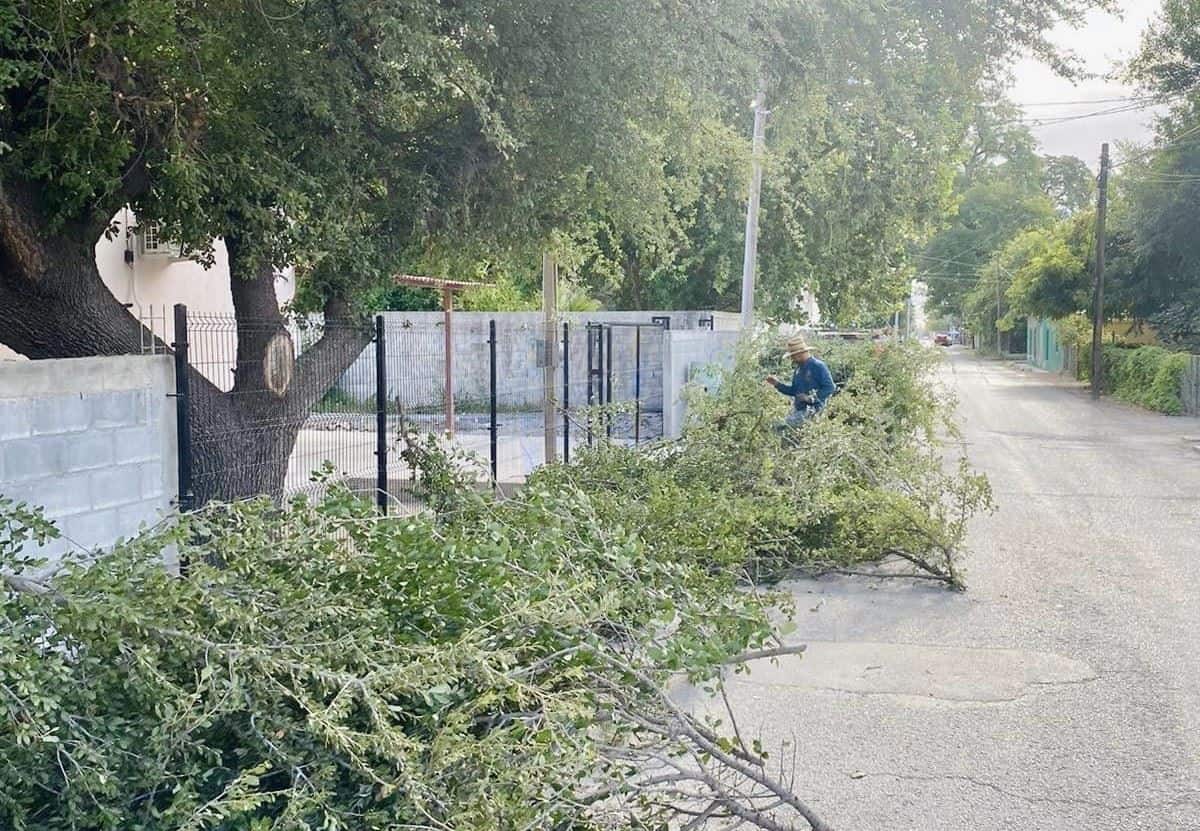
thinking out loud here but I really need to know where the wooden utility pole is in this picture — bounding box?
[1090,143,1110,400]
[996,276,1002,355]
[443,286,454,435]
[740,85,767,330]
[542,252,558,463]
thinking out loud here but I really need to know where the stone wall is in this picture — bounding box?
[0,356,177,565]
[339,310,741,415]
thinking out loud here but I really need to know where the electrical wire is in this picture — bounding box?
[1111,122,1200,169]
[987,90,1193,130]
[1014,100,1164,128]
[1011,95,1162,108]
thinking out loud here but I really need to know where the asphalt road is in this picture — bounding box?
[696,349,1200,830]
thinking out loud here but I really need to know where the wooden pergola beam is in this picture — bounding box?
[392,274,493,437]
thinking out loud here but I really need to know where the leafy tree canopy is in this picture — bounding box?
[1042,155,1096,216]
[922,177,1056,319]
[1098,0,1200,346]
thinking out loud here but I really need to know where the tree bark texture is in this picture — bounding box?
[0,179,371,506]
[189,272,370,505]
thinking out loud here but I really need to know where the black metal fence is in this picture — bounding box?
[172,306,668,513]
[583,321,667,447]
[175,308,375,510]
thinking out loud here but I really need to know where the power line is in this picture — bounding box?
[916,240,1016,277]
[1012,95,1161,108]
[1014,100,1163,128]
[1112,121,1200,169]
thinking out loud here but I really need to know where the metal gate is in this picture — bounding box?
[584,320,667,446]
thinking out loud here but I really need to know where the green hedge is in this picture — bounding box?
[1081,345,1190,414]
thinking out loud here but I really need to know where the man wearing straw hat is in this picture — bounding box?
[766,334,836,430]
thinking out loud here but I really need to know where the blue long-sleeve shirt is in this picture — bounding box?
[773,357,837,411]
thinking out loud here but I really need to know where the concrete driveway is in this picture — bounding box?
[693,350,1200,830]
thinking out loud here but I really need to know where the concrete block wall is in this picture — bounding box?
[662,331,742,439]
[0,356,177,564]
[340,310,735,414]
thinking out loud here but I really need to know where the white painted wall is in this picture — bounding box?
[96,210,296,343]
[339,311,740,413]
[662,330,741,439]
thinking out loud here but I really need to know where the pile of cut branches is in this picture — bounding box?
[0,485,825,830]
[537,336,992,585]
[0,336,987,830]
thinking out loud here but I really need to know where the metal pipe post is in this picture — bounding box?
[586,324,595,446]
[634,326,642,445]
[172,304,193,515]
[374,315,388,514]
[562,321,570,463]
[443,286,455,435]
[489,319,498,485]
[542,253,558,464]
[605,325,614,439]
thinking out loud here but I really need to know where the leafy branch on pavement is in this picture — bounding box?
[0,336,989,829]
[538,337,993,588]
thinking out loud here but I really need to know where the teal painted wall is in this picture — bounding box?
[1027,317,1069,373]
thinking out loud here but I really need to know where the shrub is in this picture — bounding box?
[1084,344,1190,414]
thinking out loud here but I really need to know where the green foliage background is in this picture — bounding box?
[960,2,1200,360]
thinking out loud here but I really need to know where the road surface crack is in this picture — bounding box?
[860,771,1200,814]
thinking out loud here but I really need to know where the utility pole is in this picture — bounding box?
[996,275,1002,355]
[542,252,558,463]
[1090,143,1110,400]
[740,85,767,330]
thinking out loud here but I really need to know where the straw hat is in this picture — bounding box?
[785,334,814,359]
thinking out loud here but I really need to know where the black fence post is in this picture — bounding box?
[489,320,498,486]
[562,321,570,463]
[172,304,193,515]
[605,325,614,439]
[374,315,388,515]
[586,323,595,447]
[634,325,642,446]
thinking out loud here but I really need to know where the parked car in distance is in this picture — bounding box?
[934,333,951,346]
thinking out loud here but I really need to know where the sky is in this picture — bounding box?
[1009,2,1163,165]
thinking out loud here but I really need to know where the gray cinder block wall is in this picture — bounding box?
[340,310,741,413]
[0,356,177,564]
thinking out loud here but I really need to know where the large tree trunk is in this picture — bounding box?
[0,179,147,358]
[189,266,371,506]
[0,179,371,507]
